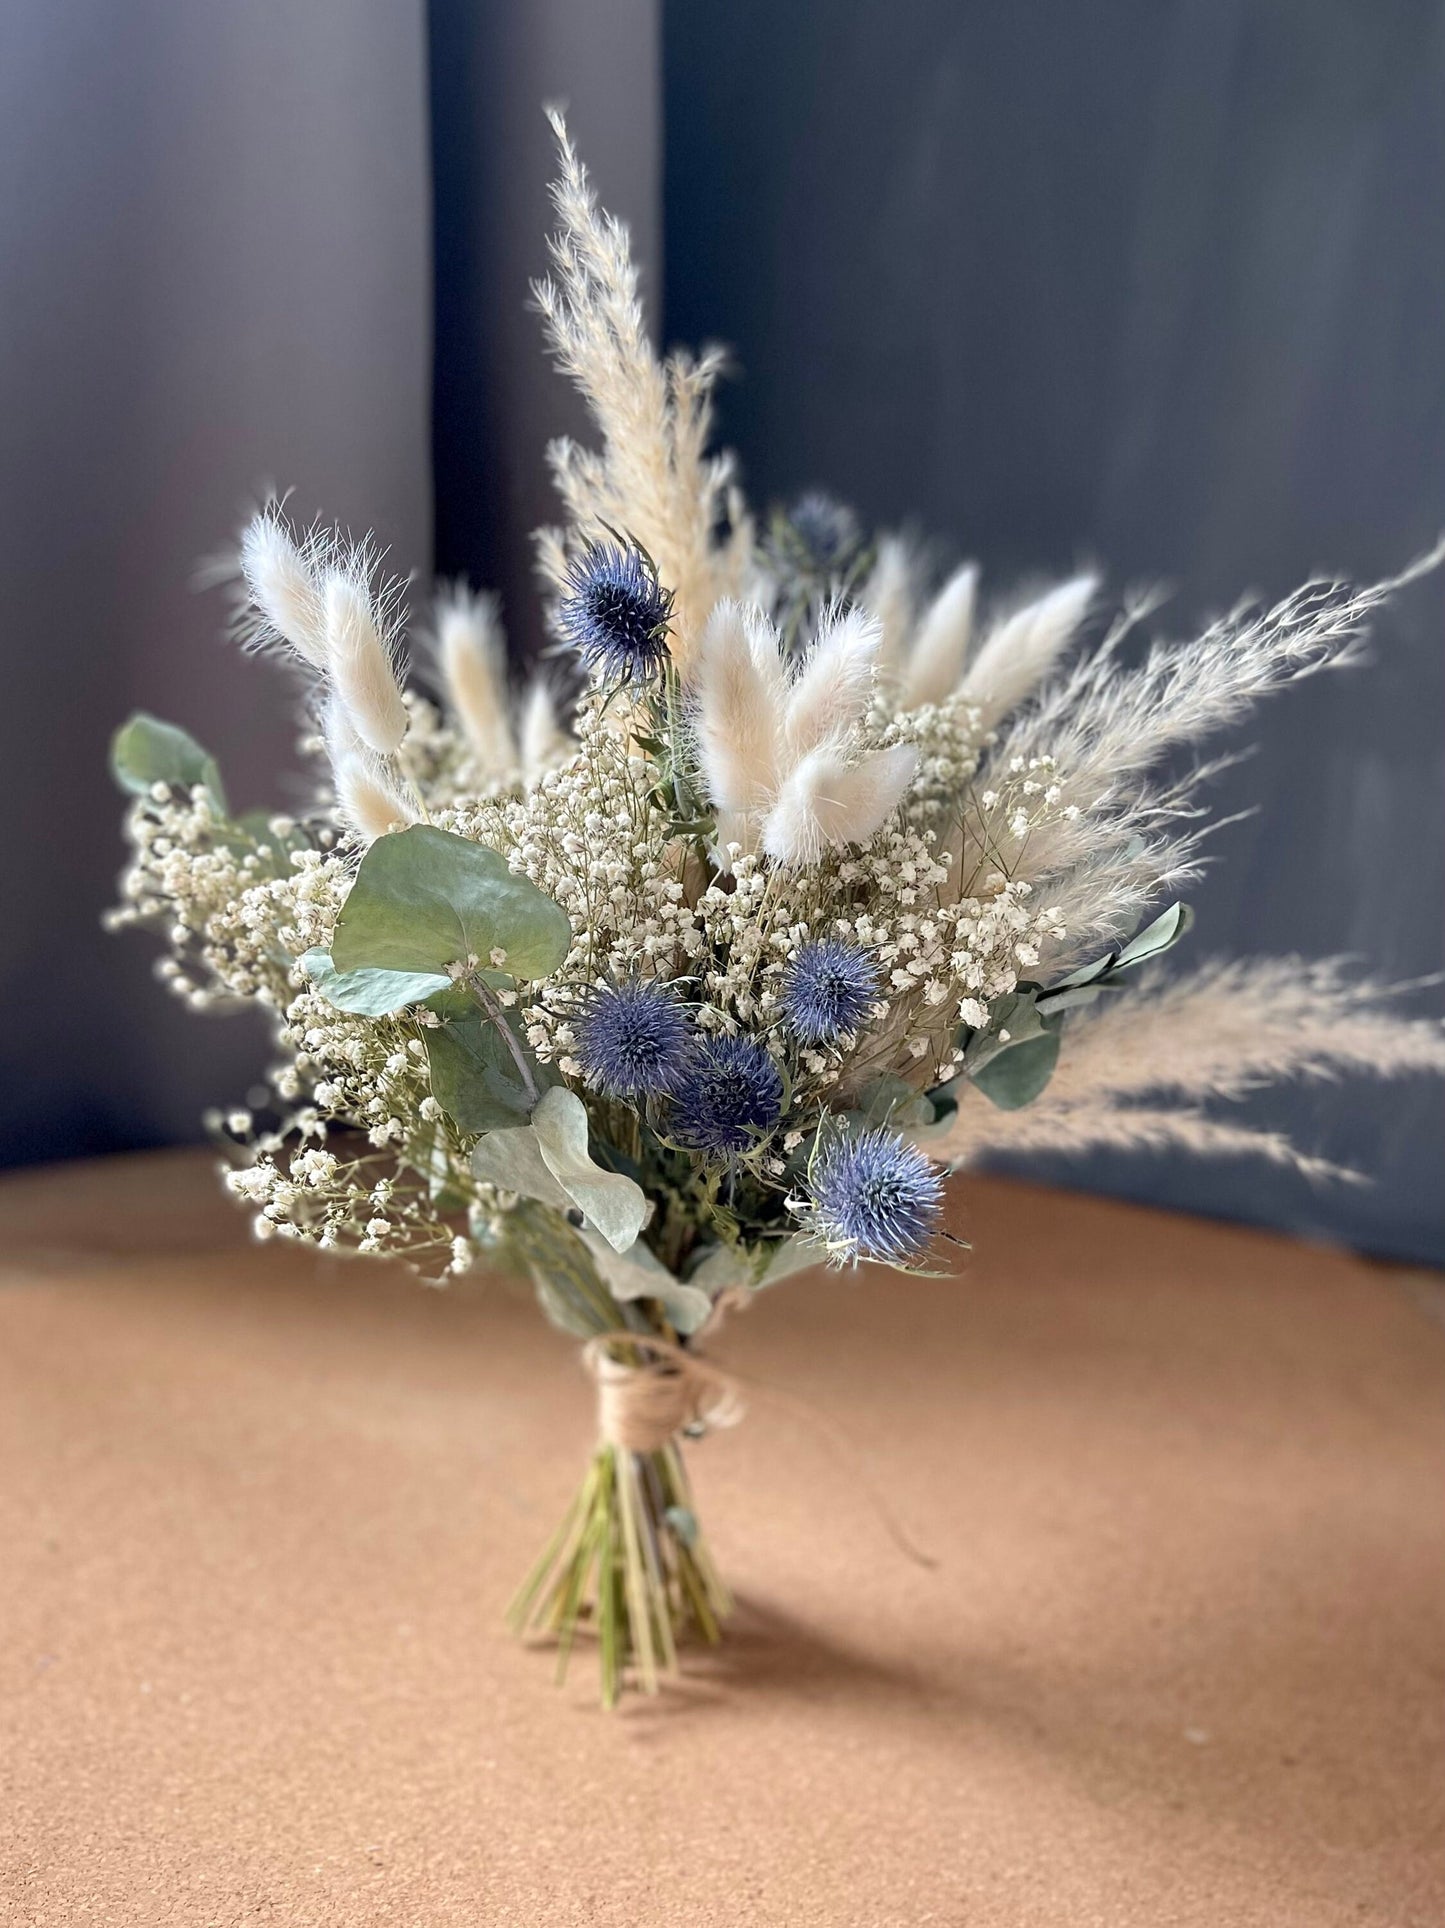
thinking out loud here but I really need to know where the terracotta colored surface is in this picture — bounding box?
[3,1150,1444,1926]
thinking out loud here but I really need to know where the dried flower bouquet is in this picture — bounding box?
[109,118,1445,1705]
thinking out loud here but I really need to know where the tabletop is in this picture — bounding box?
[2,1150,1443,1926]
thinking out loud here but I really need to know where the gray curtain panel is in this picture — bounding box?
[664,0,1445,1262]
[0,2,433,1164]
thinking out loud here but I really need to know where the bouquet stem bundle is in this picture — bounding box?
[509,1429,730,1707]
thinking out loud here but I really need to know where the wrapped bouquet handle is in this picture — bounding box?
[508,1323,742,1706]
[584,1331,745,1453]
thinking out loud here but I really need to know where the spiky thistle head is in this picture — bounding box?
[575,978,693,1101]
[805,1127,943,1267]
[557,537,673,682]
[780,938,881,1044]
[670,1034,785,1155]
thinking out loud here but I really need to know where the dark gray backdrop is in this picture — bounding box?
[663,1,1445,1262]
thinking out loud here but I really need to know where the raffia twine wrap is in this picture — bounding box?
[582,1332,745,1454]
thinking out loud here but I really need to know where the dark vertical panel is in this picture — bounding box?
[429,0,661,667]
[665,1,1445,1261]
[0,1,432,1166]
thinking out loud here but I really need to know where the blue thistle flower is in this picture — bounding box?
[786,491,862,572]
[807,1128,943,1266]
[671,1034,785,1155]
[575,979,693,1101]
[557,538,673,682]
[780,939,881,1044]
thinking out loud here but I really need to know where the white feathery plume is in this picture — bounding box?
[1041,958,1445,1107]
[691,600,783,818]
[534,113,751,670]
[997,536,1445,797]
[958,573,1096,725]
[761,741,918,868]
[782,604,880,759]
[859,535,918,677]
[928,956,1444,1176]
[238,508,328,668]
[435,586,516,776]
[936,1101,1346,1181]
[900,563,978,708]
[321,699,414,843]
[323,571,409,757]
[519,679,573,785]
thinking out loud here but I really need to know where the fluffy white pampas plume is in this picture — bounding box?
[436,587,515,775]
[695,598,919,864]
[691,600,783,817]
[900,563,978,708]
[323,572,409,757]
[859,535,918,677]
[519,679,573,785]
[238,508,328,668]
[958,573,1097,725]
[321,699,414,843]
[761,741,919,868]
[782,605,881,759]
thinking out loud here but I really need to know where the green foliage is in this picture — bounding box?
[424,1004,555,1134]
[110,713,227,815]
[331,824,571,980]
[471,1088,649,1255]
[299,947,451,1017]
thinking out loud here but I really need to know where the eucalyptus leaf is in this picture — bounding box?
[1111,900,1194,972]
[300,947,451,1017]
[962,989,1048,1075]
[425,1008,549,1134]
[470,1125,571,1208]
[576,1228,713,1336]
[853,1075,936,1131]
[110,713,227,815]
[757,1234,825,1287]
[1034,980,1129,1019]
[970,1028,1061,1109]
[331,824,571,980]
[531,1268,609,1340]
[531,1088,649,1255]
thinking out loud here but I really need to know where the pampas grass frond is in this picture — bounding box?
[1042,958,1445,1107]
[323,572,409,757]
[535,112,750,668]
[937,1100,1347,1181]
[929,956,1443,1178]
[900,563,978,708]
[436,586,516,776]
[959,573,1097,725]
[996,538,1445,800]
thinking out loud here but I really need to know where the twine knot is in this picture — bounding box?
[583,1333,745,1454]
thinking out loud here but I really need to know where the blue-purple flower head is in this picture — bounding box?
[670,1034,784,1156]
[786,491,862,573]
[807,1127,943,1266]
[557,537,673,683]
[781,939,881,1045]
[576,978,692,1101]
